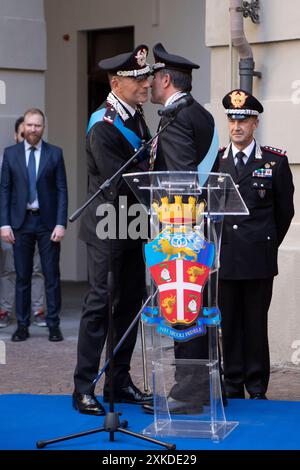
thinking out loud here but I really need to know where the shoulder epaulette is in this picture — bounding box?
[103,106,117,125]
[262,145,287,156]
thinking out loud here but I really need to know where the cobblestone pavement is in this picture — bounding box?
[1,282,300,400]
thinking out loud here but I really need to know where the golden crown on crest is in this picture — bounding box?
[152,196,205,225]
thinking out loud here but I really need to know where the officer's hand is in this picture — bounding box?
[1,227,15,244]
[51,226,65,243]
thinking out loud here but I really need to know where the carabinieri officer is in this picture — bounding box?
[218,89,294,399]
[73,45,153,415]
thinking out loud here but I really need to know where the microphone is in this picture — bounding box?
[158,95,194,117]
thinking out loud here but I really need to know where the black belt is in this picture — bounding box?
[27,209,40,215]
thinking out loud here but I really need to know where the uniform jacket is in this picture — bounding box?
[153,96,215,171]
[218,142,294,280]
[0,141,68,231]
[79,98,150,246]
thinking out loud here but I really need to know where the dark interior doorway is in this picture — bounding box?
[87,27,134,116]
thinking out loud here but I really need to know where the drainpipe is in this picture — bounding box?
[229,0,255,93]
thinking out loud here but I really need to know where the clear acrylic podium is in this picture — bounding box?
[124,172,249,442]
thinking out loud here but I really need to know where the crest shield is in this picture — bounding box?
[143,226,217,339]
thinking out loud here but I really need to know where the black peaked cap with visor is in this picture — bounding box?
[152,42,200,74]
[222,89,264,120]
[99,44,150,79]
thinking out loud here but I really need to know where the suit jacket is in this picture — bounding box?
[0,141,68,231]
[218,143,294,280]
[79,102,151,247]
[153,96,215,171]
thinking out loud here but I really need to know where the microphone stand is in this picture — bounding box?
[68,114,177,224]
[36,112,178,451]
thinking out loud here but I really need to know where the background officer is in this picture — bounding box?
[218,89,294,399]
[150,42,218,172]
[73,45,153,415]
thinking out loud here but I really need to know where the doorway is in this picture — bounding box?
[87,26,134,116]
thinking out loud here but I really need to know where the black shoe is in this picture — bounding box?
[143,397,203,415]
[11,325,29,342]
[49,326,63,342]
[104,383,153,405]
[72,392,106,416]
[249,393,267,400]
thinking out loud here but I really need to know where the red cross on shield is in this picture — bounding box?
[150,259,210,325]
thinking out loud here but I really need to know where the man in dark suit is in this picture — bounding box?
[143,43,219,414]
[0,108,68,343]
[218,89,294,399]
[73,45,153,415]
[0,116,46,329]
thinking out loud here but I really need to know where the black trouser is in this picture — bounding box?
[13,212,61,328]
[169,285,219,402]
[219,278,274,396]
[170,334,210,401]
[74,239,145,394]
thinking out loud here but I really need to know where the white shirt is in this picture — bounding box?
[1,139,65,230]
[232,140,255,166]
[164,91,187,107]
[112,93,136,117]
[24,139,42,209]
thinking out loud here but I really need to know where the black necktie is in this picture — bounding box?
[134,110,146,139]
[28,146,37,203]
[235,151,245,177]
[133,110,150,170]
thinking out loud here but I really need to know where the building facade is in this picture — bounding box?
[0,0,299,364]
[0,0,46,151]
[206,0,300,366]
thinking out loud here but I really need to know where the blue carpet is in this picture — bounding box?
[0,395,299,450]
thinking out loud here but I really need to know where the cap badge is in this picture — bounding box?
[135,48,147,67]
[229,91,248,109]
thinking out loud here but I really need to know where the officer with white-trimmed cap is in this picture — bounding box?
[217,89,294,400]
[73,45,153,415]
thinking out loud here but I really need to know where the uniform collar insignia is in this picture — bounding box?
[222,145,231,159]
[255,142,262,159]
[107,92,130,121]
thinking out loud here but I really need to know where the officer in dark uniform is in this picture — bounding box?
[73,45,153,415]
[218,89,294,399]
[144,43,219,414]
[150,43,218,172]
